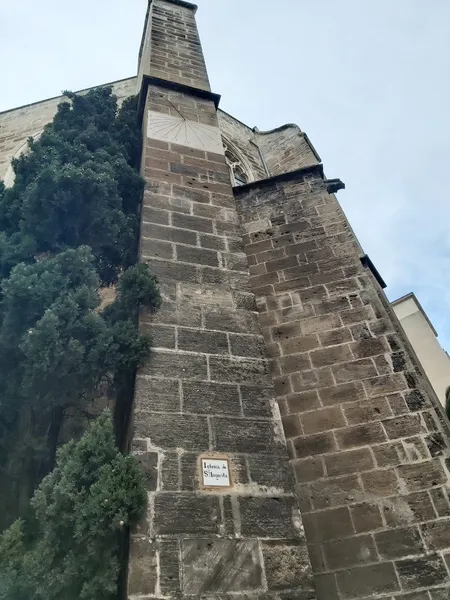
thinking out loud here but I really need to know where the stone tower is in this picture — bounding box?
[1,1,450,598]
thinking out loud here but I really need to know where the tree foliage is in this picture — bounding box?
[0,411,147,600]
[0,86,160,527]
[0,88,144,284]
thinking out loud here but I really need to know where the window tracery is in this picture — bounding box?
[224,146,249,187]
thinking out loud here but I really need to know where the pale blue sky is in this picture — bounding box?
[1,0,450,347]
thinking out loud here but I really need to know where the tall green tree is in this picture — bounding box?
[0,411,147,600]
[0,87,143,284]
[0,86,159,526]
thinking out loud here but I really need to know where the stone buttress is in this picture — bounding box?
[129,1,450,599]
[127,1,315,598]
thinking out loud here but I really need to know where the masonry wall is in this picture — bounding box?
[127,1,315,598]
[235,171,450,600]
[255,126,320,178]
[0,77,136,183]
[138,0,210,91]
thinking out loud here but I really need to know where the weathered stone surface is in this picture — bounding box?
[282,414,302,439]
[375,526,425,559]
[247,455,294,491]
[182,540,262,594]
[128,537,157,595]
[135,412,209,451]
[293,432,337,458]
[361,469,400,497]
[324,448,374,476]
[302,507,354,542]
[421,519,450,550]
[141,350,208,380]
[240,385,275,417]
[182,381,241,415]
[159,540,181,595]
[344,397,392,425]
[154,494,221,535]
[350,503,384,533]
[382,414,424,439]
[310,345,353,368]
[335,422,387,449]
[134,376,181,412]
[397,460,447,492]
[332,358,378,383]
[292,456,325,483]
[319,382,366,406]
[314,573,340,600]
[383,492,437,526]
[213,417,284,454]
[429,488,450,517]
[286,390,321,413]
[262,542,314,591]
[396,554,448,590]
[301,406,346,435]
[144,257,200,284]
[144,323,176,348]
[178,328,229,354]
[229,333,266,358]
[209,356,271,385]
[160,451,179,491]
[172,212,214,233]
[336,562,400,598]
[322,534,378,569]
[135,452,158,490]
[141,237,174,260]
[239,496,299,538]
[309,474,362,509]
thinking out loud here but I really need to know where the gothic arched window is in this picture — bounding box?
[224,147,249,187]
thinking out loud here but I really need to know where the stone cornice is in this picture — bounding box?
[138,75,221,123]
[360,254,387,289]
[232,164,345,195]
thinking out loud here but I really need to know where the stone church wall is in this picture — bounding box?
[0,77,136,183]
[127,1,316,598]
[235,170,450,599]
[255,125,321,178]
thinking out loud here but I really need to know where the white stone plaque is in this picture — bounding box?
[201,458,230,488]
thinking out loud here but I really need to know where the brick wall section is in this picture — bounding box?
[127,83,316,599]
[235,173,450,599]
[142,0,211,92]
[127,1,316,597]
[255,127,320,177]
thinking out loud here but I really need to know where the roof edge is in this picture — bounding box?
[0,76,137,117]
[253,123,302,135]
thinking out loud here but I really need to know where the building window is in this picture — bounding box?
[224,148,248,187]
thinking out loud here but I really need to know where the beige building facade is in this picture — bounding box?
[393,293,450,407]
